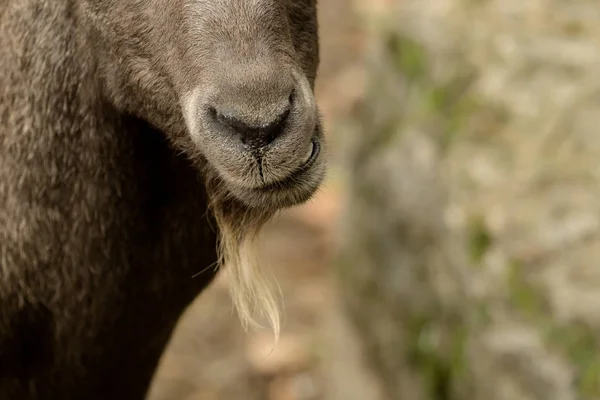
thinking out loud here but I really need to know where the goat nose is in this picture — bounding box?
[210,96,292,150]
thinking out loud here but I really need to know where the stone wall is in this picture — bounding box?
[336,1,600,399]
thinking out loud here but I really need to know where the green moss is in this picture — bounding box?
[472,302,491,327]
[351,115,401,174]
[545,323,600,398]
[426,85,454,112]
[506,260,547,317]
[386,33,428,82]
[372,118,402,151]
[441,95,480,150]
[424,74,476,114]
[449,324,468,380]
[505,259,600,398]
[418,72,478,150]
[405,313,469,400]
[579,358,600,398]
[405,314,450,400]
[384,32,482,153]
[440,114,464,150]
[467,216,492,264]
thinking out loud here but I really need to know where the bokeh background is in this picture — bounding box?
[147,1,600,399]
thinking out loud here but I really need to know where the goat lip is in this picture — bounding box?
[301,136,320,168]
[256,136,321,192]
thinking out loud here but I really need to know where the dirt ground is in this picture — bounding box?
[146,1,372,399]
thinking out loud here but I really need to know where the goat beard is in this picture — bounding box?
[203,168,283,340]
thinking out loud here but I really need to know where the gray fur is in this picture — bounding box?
[0,0,324,399]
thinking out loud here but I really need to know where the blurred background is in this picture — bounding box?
[147,0,600,399]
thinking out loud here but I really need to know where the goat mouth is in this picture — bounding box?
[300,136,321,170]
[256,136,321,193]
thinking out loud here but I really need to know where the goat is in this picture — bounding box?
[0,0,325,398]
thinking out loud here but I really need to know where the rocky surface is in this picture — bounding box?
[337,0,600,399]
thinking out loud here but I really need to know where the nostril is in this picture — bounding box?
[242,106,290,149]
[210,99,292,150]
[266,106,290,133]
